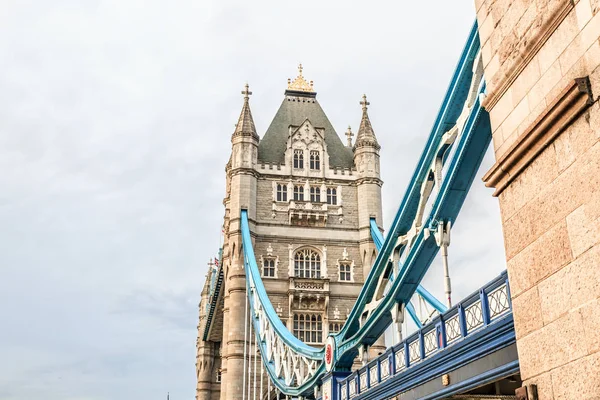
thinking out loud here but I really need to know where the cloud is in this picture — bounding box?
[0,1,499,399]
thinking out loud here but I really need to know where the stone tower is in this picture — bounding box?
[477,0,600,397]
[195,66,384,400]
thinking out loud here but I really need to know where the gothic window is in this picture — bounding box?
[216,368,222,383]
[294,248,321,278]
[293,185,304,201]
[276,183,288,202]
[329,322,343,334]
[310,186,321,202]
[309,151,320,170]
[339,263,352,281]
[293,149,304,169]
[293,314,323,343]
[326,188,337,205]
[263,258,276,278]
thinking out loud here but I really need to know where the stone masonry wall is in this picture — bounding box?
[477,0,600,397]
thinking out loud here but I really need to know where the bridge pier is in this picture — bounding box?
[478,0,600,397]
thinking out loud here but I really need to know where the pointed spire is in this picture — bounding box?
[345,125,354,147]
[354,94,380,150]
[232,83,259,141]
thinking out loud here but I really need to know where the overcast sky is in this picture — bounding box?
[0,1,506,399]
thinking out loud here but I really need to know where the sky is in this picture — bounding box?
[0,1,506,399]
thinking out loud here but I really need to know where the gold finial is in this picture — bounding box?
[360,94,370,111]
[241,83,252,100]
[287,63,315,92]
[345,125,354,147]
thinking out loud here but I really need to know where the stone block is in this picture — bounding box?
[553,108,598,173]
[517,310,588,379]
[492,125,505,152]
[506,141,600,258]
[550,352,600,400]
[538,243,600,325]
[498,145,559,221]
[589,101,600,137]
[479,11,496,49]
[490,86,514,130]
[501,96,530,145]
[511,285,543,340]
[506,220,572,296]
[512,56,541,106]
[528,58,562,111]
[576,0,594,31]
[580,297,600,354]
[538,11,580,74]
[559,12,600,75]
[495,130,515,161]
[524,371,555,400]
[566,190,600,257]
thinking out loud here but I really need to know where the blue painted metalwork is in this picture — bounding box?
[241,210,324,395]
[370,218,447,316]
[337,271,515,400]
[334,22,489,367]
[235,21,502,396]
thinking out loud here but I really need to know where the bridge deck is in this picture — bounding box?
[335,271,518,400]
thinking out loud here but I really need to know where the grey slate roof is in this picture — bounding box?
[257,92,355,168]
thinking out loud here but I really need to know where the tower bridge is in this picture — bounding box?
[196,2,600,399]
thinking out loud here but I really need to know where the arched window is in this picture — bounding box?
[294,248,321,278]
[276,183,287,202]
[293,149,304,169]
[310,186,321,202]
[309,151,320,170]
[329,322,344,334]
[263,258,276,278]
[294,314,323,343]
[293,185,304,201]
[326,188,337,205]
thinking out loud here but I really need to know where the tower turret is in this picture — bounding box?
[220,84,260,400]
[353,94,382,274]
[353,94,385,358]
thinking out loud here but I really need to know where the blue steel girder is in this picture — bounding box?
[235,21,492,396]
[334,22,489,367]
[369,218,447,316]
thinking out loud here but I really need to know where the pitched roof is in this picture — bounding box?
[258,91,354,168]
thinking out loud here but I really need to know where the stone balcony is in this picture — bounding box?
[288,277,330,312]
[272,200,344,225]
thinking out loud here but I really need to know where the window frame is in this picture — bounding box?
[276,183,288,202]
[310,186,321,203]
[339,262,352,281]
[293,313,323,344]
[293,185,304,201]
[326,187,337,205]
[309,150,320,170]
[293,149,304,169]
[262,258,276,278]
[294,248,321,279]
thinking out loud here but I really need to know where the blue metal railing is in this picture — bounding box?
[338,271,512,400]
